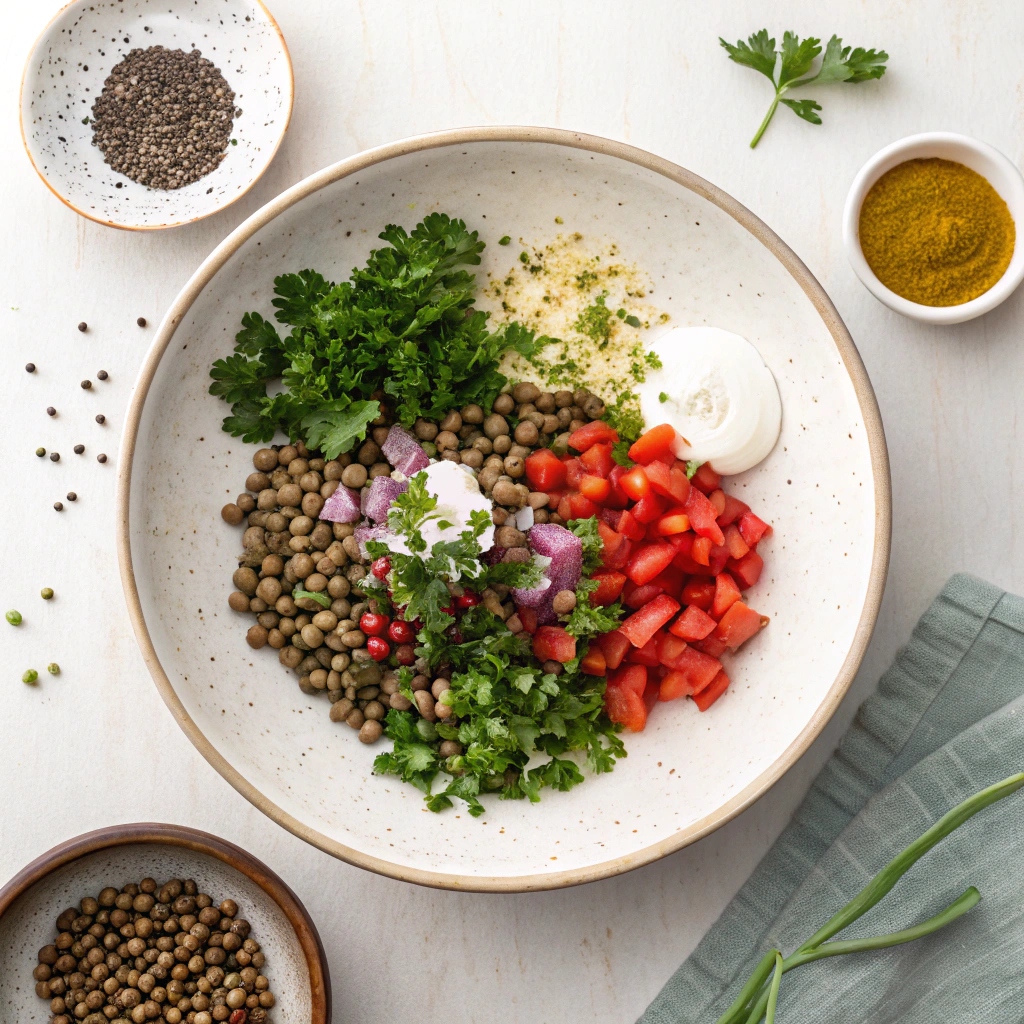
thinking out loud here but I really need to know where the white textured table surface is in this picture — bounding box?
[3,2,1023,1022]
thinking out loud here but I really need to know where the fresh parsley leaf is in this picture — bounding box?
[611,440,634,468]
[658,392,669,404]
[291,589,332,609]
[568,517,604,574]
[685,459,702,479]
[720,30,888,147]
[498,235,511,245]
[299,398,380,460]
[624,314,642,328]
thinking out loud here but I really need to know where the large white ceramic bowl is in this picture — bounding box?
[20,0,293,230]
[118,127,890,891]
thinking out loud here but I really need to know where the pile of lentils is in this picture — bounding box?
[221,383,610,744]
[91,46,237,190]
[34,877,274,1024]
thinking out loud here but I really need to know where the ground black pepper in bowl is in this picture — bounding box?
[90,46,238,191]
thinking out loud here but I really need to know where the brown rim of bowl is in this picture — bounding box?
[116,125,892,892]
[0,822,331,1022]
[17,0,294,232]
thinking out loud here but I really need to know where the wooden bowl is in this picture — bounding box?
[0,823,330,1022]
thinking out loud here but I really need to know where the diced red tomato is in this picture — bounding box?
[712,602,767,650]
[694,634,728,658]
[642,460,673,499]
[568,492,600,519]
[518,607,538,634]
[737,510,771,546]
[671,533,707,575]
[547,489,565,509]
[657,510,691,535]
[708,544,731,575]
[682,577,716,611]
[532,626,577,664]
[723,523,750,560]
[628,423,677,464]
[690,462,722,494]
[599,506,621,527]
[604,682,647,731]
[683,486,726,545]
[590,570,626,605]
[568,420,619,452]
[708,489,727,516]
[631,493,666,524]
[691,535,712,566]
[525,449,567,491]
[596,629,631,670]
[659,669,695,701]
[602,535,632,571]
[728,550,764,589]
[626,542,677,585]
[607,465,631,507]
[597,521,624,564]
[668,467,692,504]
[650,563,685,595]
[663,644,722,693]
[624,582,665,610]
[692,669,730,711]
[557,494,573,521]
[613,664,648,697]
[629,635,662,667]
[711,572,742,619]
[619,594,681,647]
[718,494,750,527]
[564,458,584,489]
[580,442,614,478]
[642,679,661,713]
[580,646,607,675]
[656,631,688,667]
[579,474,612,502]
[617,509,646,541]
[669,605,718,641]
[620,466,652,501]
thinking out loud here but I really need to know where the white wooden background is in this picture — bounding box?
[3,2,1024,1022]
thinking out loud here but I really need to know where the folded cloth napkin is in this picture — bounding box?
[640,573,1024,1024]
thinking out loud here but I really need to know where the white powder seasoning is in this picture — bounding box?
[480,232,670,433]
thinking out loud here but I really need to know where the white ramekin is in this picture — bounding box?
[843,132,1024,324]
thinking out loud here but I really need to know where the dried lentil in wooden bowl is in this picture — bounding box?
[0,824,329,1024]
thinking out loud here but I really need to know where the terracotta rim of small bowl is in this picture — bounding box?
[0,822,331,1022]
[116,125,892,892]
[18,0,295,231]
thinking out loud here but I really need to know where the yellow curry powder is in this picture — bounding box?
[858,157,1015,306]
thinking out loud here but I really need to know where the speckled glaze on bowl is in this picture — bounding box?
[118,127,891,891]
[20,0,293,230]
[0,823,330,1022]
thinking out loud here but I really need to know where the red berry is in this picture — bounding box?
[395,644,416,666]
[388,620,415,644]
[371,557,391,580]
[455,591,481,609]
[360,612,389,636]
[366,636,391,661]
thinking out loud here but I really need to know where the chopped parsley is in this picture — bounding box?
[685,459,703,479]
[369,487,626,816]
[498,235,511,245]
[659,392,669,404]
[573,291,615,348]
[209,214,552,457]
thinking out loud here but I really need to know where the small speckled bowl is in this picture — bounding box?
[0,823,330,1022]
[20,0,293,230]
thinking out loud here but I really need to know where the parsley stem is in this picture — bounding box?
[763,953,783,1024]
[718,951,778,1024]
[749,93,780,148]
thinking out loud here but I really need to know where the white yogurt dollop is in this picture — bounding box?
[389,460,495,557]
[638,326,782,475]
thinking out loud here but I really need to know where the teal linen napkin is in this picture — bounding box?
[640,573,1024,1024]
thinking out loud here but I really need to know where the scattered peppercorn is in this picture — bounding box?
[53,502,63,511]
[66,492,77,502]
[137,316,147,327]
[49,452,60,463]
[25,362,35,373]
[97,369,109,380]
[6,610,22,626]
[95,413,106,424]
[73,444,85,454]
[80,379,92,389]
[35,447,46,457]
[22,669,38,685]
[77,321,87,332]
[46,406,56,417]
[41,588,54,600]
[47,662,60,675]
[97,453,108,463]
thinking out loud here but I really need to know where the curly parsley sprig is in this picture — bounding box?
[720,31,888,148]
